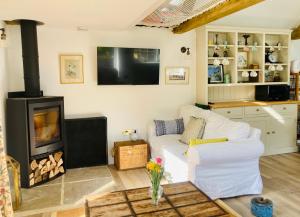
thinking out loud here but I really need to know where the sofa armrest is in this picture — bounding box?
[249,127,262,140]
[187,138,264,166]
[147,122,157,142]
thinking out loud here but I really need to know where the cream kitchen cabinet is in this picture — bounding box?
[211,102,298,156]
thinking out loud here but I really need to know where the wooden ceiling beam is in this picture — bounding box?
[173,0,265,34]
[292,25,300,40]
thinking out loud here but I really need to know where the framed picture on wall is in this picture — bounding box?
[237,52,248,69]
[165,67,189,84]
[208,64,224,83]
[60,55,84,84]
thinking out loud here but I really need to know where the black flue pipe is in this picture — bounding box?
[20,20,41,97]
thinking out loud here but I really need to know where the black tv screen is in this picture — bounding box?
[97,47,160,85]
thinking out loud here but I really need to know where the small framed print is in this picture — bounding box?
[237,52,248,69]
[208,64,224,83]
[60,55,84,84]
[165,67,189,84]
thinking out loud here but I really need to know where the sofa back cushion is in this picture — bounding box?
[154,118,184,136]
[180,116,206,144]
[179,105,250,140]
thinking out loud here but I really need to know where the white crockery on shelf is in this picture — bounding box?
[250,71,258,77]
[222,58,229,65]
[213,58,221,66]
[276,65,283,71]
[268,65,276,72]
[242,71,249,77]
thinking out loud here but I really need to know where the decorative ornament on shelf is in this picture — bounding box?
[277,42,282,51]
[223,48,229,57]
[146,157,164,206]
[252,42,258,52]
[224,73,231,84]
[122,129,138,141]
[214,34,219,45]
[213,50,220,57]
[242,34,250,46]
[243,46,250,52]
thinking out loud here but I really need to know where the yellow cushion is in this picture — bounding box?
[189,138,228,147]
[184,137,229,156]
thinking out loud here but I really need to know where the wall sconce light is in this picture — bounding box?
[181,46,190,55]
[0,28,6,40]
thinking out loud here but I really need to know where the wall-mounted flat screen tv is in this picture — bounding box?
[97,47,160,85]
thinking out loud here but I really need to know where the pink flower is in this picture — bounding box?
[155,157,162,165]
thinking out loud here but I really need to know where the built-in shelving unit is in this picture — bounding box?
[196,25,291,104]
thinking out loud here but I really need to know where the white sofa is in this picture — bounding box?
[148,105,264,199]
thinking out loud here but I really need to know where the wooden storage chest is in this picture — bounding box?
[114,140,149,170]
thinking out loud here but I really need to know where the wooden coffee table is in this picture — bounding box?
[85,181,239,217]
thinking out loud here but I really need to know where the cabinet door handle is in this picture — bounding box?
[267,132,270,135]
[272,131,275,134]
[256,109,260,112]
[283,107,287,110]
[227,111,231,114]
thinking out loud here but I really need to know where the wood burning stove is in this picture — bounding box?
[5,19,66,188]
[6,97,65,188]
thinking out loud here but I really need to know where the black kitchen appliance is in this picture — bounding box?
[255,85,290,101]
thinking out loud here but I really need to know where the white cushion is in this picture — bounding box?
[180,116,206,144]
[179,105,250,140]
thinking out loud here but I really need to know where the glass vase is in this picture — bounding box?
[149,185,163,206]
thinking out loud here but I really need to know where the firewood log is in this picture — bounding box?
[41,165,48,175]
[34,168,41,178]
[49,154,56,164]
[31,160,38,170]
[35,176,42,183]
[49,170,55,178]
[40,159,47,166]
[58,166,65,173]
[54,167,59,175]
[54,152,63,162]
[47,161,51,170]
[29,178,35,186]
[57,158,63,167]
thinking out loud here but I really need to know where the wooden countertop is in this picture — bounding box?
[209,100,300,109]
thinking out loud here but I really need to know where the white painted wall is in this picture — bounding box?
[0,21,8,149]
[291,40,300,60]
[6,26,196,163]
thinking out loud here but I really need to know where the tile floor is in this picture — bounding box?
[15,166,114,216]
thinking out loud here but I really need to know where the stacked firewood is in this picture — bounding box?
[29,151,64,186]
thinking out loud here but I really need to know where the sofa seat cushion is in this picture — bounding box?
[180,105,250,140]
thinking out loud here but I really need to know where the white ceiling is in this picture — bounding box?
[0,0,165,30]
[0,0,300,31]
[211,0,300,29]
